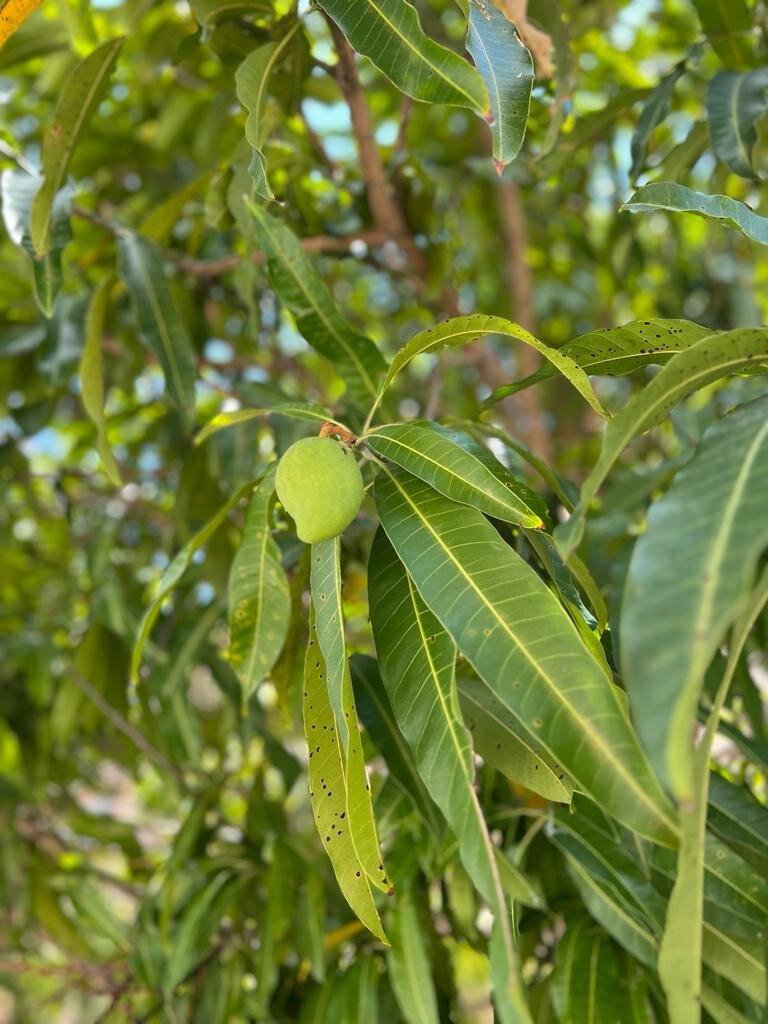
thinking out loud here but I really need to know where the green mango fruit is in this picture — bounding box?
[275,436,364,544]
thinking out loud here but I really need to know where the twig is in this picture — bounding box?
[67,667,185,785]
[176,228,387,279]
[498,180,551,460]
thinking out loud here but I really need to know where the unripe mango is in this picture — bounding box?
[276,436,364,544]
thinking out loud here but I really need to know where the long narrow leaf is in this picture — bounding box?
[556,329,768,558]
[374,467,677,844]
[303,606,387,943]
[31,38,124,255]
[622,183,768,246]
[622,395,768,798]
[249,204,385,408]
[466,1,533,171]
[118,232,197,412]
[365,421,544,528]
[317,0,488,112]
[368,529,530,1024]
[79,280,122,487]
[707,69,768,180]
[311,539,390,894]
[228,465,290,702]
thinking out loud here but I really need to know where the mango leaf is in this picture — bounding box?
[249,204,385,408]
[228,464,290,703]
[386,886,439,1024]
[0,169,73,316]
[630,64,684,180]
[458,676,573,803]
[0,0,45,47]
[365,421,544,528]
[374,467,677,844]
[303,606,387,943]
[350,654,441,835]
[556,328,768,558]
[551,919,623,1024]
[131,479,257,682]
[622,183,768,246]
[79,279,122,487]
[498,318,712,397]
[253,845,293,1016]
[368,529,531,1024]
[466,0,533,171]
[196,404,344,444]
[163,871,240,994]
[235,21,302,201]
[311,538,390,895]
[317,0,487,113]
[117,232,197,412]
[298,871,326,983]
[622,395,768,799]
[368,314,606,426]
[189,0,272,26]
[707,69,768,180]
[31,37,124,255]
[690,0,753,68]
[708,774,768,876]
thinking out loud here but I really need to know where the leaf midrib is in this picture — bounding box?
[383,466,678,838]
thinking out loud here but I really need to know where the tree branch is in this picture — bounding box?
[498,180,551,460]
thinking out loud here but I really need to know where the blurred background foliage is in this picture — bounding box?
[1,0,767,1020]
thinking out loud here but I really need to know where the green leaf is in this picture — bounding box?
[163,871,239,994]
[235,22,302,201]
[622,183,768,246]
[311,538,390,895]
[630,64,684,180]
[622,395,768,799]
[131,479,256,682]
[350,654,442,835]
[249,204,386,408]
[30,37,124,255]
[317,0,487,112]
[386,886,440,1024]
[457,676,573,804]
[373,466,677,844]
[79,280,122,487]
[498,318,712,398]
[365,421,544,528]
[556,329,768,558]
[303,606,387,943]
[690,0,753,68]
[0,169,73,316]
[466,0,533,171]
[368,529,530,1024]
[369,314,606,426]
[228,464,290,703]
[189,0,272,26]
[298,871,327,983]
[196,404,344,445]
[551,920,623,1024]
[117,232,197,412]
[707,69,768,181]
[708,774,768,877]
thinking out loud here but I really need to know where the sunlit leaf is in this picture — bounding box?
[318,0,488,112]
[0,0,45,48]
[374,466,677,844]
[365,421,544,527]
[368,529,530,1024]
[196,404,344,445]
[466,1,533,171]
